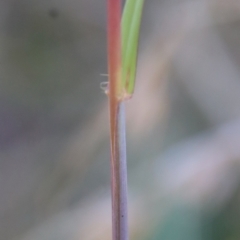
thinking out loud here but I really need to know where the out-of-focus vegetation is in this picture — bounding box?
[1,0,240,239]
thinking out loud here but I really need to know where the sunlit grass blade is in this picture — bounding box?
[121,0,144,98]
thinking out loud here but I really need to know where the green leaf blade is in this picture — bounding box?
[121,0,144,97]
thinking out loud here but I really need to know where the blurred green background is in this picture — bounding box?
[1,0,240,239]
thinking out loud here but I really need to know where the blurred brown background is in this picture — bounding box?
[1,0,240,239]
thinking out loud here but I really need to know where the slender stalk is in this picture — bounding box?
[110,102,128,240]
[107,1,128,240]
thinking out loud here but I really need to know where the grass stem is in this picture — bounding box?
[110,102,128,240]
